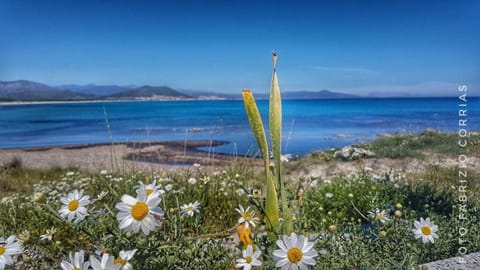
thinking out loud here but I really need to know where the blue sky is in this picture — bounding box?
[0,0,479,96]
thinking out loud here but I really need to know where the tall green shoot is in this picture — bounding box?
[242,52,291,235]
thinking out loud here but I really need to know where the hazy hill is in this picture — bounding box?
[0,80,91,101]
[107,85,191,100]
[59,84,133,97]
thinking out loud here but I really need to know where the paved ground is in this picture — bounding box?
[422,252,480,270]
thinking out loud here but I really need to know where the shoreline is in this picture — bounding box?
[0,140,259,172]
[2,96,479,106]
[0,98,234,106]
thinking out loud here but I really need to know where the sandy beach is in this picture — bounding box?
[1,138,478,180]
[0,140,258,172]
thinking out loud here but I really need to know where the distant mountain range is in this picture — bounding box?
[0,80,360,102]
[0,80,92,101]
[59,84,133,97]
[107,86,191,100]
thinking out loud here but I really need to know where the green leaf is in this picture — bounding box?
[242,89,280,230]
[269,52,291,233]
[269,52,282,189]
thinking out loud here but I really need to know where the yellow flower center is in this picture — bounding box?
[375,213,383,220]
[242,212,252,221]
[114,257,127,266]
[187,205,194,212]
[146,188,153,196]
[421,226,432,236]
[68,199,79,211]
[131,202,149,220]
[0,246,5,255]
[73,267,80,270]
[287,247,303,263]
[245,256,253,264]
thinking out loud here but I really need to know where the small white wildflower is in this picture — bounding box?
[40,227,56,241]
[187,177,197,185]
[59,190,91,223]
[235,244,262,269]
[137,180,164,197]
[368,208,390,223]
[235,205,260,228]
[0,235,23,269]
[180,201,201,217]
[412,217,439,244]
[273,233,318,269]
[115,185,164,235]
[114,249,137,270]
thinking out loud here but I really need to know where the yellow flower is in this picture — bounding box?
[237,224,253,247]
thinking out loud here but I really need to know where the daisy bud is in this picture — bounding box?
[328,225,337,233]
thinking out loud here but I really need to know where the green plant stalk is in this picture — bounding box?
[269,52,292,234]
[242,90,280,231]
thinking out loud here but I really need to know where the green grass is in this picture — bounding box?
[0,157,77,197]
[0,159,479,269]
[366,130,480,159]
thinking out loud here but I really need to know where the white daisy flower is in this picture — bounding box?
[90,253,121,270]
[412,217,439,244]
[137,180,164,197]
[0,235,23,270]
[325,193,334,198]
[187,177,197,185]
[59,190,91,224]
[180,201,201,217]
[273,232,318,269]
[61,250,89,270]
[114,249,137,270]
[368,208,390,223]
[235,205,260,228]
[40,227,56,241]
[165,184,173,192]
[115,185,164,235]
[236,244,262,269]
[100,170,108,175]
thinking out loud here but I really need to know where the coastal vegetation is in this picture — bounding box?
[1,54,479,269]
[0,153,478,269]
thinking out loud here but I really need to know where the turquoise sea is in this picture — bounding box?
[0,98,479,155]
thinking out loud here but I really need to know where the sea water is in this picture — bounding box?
[0,98,478,155]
